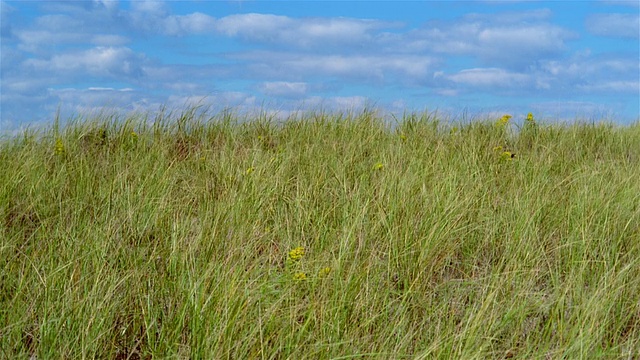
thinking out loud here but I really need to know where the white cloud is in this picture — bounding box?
[1,45,24,72]
[87,87,132,91]
[477,25,569,53]
[258,82,309,98]
[4,79,50,93]
[13,7,128,54]
[93,0,119,13]
[34,14,82,29]
[130,0,168,17]
[586,13,640,38]
[236,52,436,82]
[167,92,257,110]
[215,13,291,38]
[577,80,640,93]
[162,12,217,36]
[300,96,369,112]
[465,8,554,22]
[52,87,137,106]
[24,46,146,78]
[128,1,216,36]
[163,82,207,94]
[16,30,87,53]
[214,13,398,48]
[330,96,369,110]
[538,54,638,83]
[448,68,530,87]
[511,50,640,98]
[383,12,577,70]
[3,86,148,126]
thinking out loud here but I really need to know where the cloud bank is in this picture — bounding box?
[1,0,638,133]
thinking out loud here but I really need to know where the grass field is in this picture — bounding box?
[1,108,639,359]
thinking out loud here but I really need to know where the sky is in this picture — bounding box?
[1,0,639,133]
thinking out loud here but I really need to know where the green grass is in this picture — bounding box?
[1,108,639,359]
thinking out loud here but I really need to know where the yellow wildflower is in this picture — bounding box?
[245,167,255,175]
[54,138,65,155]
[288,246,305,262]
[497,114,512,126]
[373,162,384,171]
[293,272,307,281]
[501,151,515,161]
[526,113,534,122]
[318,267,332,277]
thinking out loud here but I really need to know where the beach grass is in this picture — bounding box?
[1,108,639,359]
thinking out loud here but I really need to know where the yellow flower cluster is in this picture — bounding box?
[372,162,384,171]
[493,145,515,161]
[318,267,332,277]
[501,151,515,161]
[286,246,332,281]
[288,246,305,262]
[293,272,307,281]
[54,139,65,155]
[497,114,512,126]
[526,112,535,123]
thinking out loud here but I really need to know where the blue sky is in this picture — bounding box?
[1,0,639,133]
